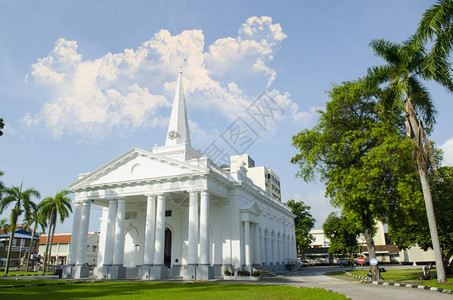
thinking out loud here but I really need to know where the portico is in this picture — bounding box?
[64,69,297,280]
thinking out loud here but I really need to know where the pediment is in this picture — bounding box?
[240,201,262,216]
[71,148,207,189]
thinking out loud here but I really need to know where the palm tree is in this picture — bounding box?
[38,190,73,272]
[22,209,46,272]
[0,170,5,197]
[0,218,10,233]
[367,38,452,283]
[415,0,453,89]
[0,184,40,274]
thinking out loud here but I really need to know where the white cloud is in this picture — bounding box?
[24,16,311,141]
[440,137,453,166]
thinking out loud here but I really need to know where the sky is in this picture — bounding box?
[1,1,452,234]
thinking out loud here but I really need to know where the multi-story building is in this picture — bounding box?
[230,154,282,201]
[39,232,99,266]
[0,227,40,268]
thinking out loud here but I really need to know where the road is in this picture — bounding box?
[259,266,452,300]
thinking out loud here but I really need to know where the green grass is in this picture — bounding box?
[0,281,348,299]
[1,271,53,276]
[327,268,453,290]
[0,279,68,286]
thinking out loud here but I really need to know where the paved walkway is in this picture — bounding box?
[256,267,453,300]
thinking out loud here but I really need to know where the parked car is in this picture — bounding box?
[337,259,352,267]
[54,265,64,278]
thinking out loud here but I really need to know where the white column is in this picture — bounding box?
[76,200,91,265]
[112,198,126,265]
[154,194,166,266]
[67,201,82,266]
[244,221,251,267]
[143,195,156,266]
[187,191,199,265]
[254,224,261,265]
[199,190,210,265]
[103,199,117,266]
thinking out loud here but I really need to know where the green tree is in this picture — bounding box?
[22,209,46,272]
[0,170,4,197]
[291,80,421,281]
[415,0,453,88]
[389,166,453,274]
[0,218,10,233]
[322,212,360,258]
[38,190,73,272]
[0,118,4,136]
[367,37,452,283]
[0,184,40,274]
[285,199,316,256]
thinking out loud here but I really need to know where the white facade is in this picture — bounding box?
[230,154,282,201]
[64,71,297,280]
[310,229,330,248]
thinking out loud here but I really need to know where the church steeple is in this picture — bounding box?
[165,68,191,146]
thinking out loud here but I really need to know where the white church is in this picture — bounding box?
[63,70,297,280]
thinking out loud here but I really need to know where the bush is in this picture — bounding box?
[252,271,261,277]
[237,270,250,276]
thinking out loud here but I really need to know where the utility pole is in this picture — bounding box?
[405,98,446,283]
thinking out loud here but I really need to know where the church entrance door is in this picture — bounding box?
[164,228,172,268]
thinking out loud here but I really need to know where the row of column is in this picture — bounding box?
[102,198,127,267]
[187,190,210,266]
[260,234,296,266]
[65,199,91,278]
[243,221,261,268]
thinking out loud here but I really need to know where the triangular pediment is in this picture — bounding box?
[70,148,207,189]
[240,201,262,216]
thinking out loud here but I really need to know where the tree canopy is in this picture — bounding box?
[389,166,453,274]
[291,80,422,280]
[322,212,361,258]
[285,199,315,256]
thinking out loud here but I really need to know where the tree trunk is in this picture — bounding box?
[47,221,56,269]
[4,228,15,275]
[42,210,53,273]
[418,167,447,283]
[25,222,37,272]
[363,226,381,281]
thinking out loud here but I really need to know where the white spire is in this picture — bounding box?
[165,69,191,146]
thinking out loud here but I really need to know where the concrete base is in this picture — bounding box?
[97,266,110,279]
[73,265,90,279]
[109,266,126,279]
[149,265,168,280]
[62,265,74,279]
[181,265,197,280]
[196,265,214,280]
[213,264,222,277]
[138,266,152,280]
[171,264,181,276]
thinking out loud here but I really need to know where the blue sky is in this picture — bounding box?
[1,1,452,233]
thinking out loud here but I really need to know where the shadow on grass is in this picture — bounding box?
[0,281,346,299]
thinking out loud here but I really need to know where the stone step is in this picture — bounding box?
[254,266,277,277]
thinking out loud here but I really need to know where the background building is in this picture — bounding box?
[0,227,40,268]
[230,154,282,201]
[39,232,99,266]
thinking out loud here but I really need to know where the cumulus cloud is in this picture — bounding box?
[24,16,311,141]
[440,137,453,166]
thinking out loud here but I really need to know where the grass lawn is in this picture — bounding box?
[0,271,53,276]
[327,268,453,290]
[0,281,348,299]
